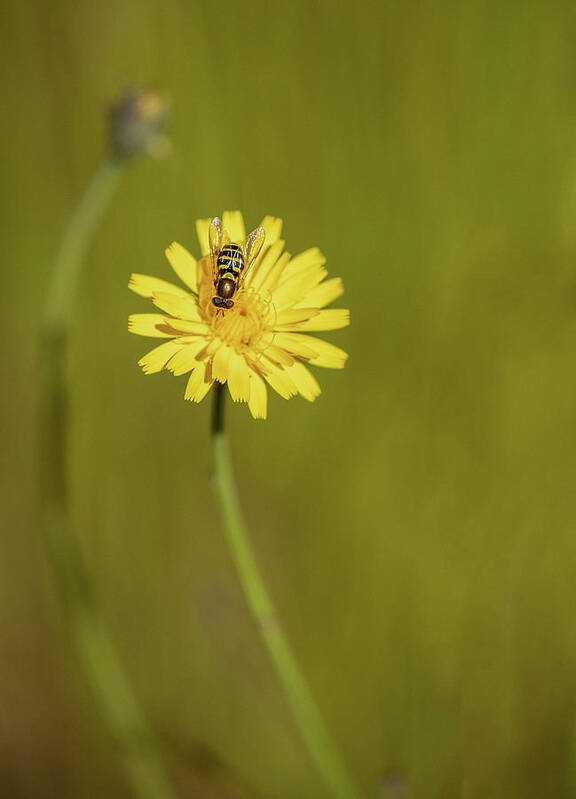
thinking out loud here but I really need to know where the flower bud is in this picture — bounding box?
[108,88,169,160]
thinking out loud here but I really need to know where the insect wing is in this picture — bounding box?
[243,226,266,266]
[208,217,231,285]
[239,226,266,287]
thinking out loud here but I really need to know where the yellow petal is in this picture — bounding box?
[286,361,321,402]
[282,247,326,280]
[128,313,173,338]
[166,318,209,335]
[272,265,327,309]
[248,240,286,290]
[248,372,268,419]
[129,273,190,299]
[271,333,319,360]
[138,341,183,374]
[184,363,213,403]
[295,277,344,309]
[262,361,298,399]
[308,341,348,369]
[227,351,251,402]
[196,218,211,257]
[283,333,348,369]
[196,338,221,361]
[197,257,216,307]
[275,308,320,326]
[165,242,198,293]
[152,292,203,321]
[263,345,295,367]
[222,210,246,243]
[212,344,232,383]
[258,216,283,246]
[166,338,206,376]
[276,308,350,332]
[257,252,291,295]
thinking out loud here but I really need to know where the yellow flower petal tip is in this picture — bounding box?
[128,211,349,418]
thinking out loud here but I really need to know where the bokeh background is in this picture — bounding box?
[4,0,576,796]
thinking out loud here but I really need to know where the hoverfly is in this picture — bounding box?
[209,217,266,311]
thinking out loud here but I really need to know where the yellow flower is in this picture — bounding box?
[128,211,349,419]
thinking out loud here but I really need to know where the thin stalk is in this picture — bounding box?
[40,159,176,799]
[210,383,364,799]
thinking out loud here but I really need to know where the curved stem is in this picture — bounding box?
[40,159,176,799]
[211,383,364,799]
[45,159,121,329]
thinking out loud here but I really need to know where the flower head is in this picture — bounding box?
[109,88,169,160]
[128,211,349,419]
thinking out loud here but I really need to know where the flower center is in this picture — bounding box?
[208,288,276,350]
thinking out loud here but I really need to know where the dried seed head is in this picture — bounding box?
[108,88,169,160]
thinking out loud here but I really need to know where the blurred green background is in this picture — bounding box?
[4,0,576,796]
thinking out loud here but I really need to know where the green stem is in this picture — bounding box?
[45,160,121,328]
[211,383,364,799]
[40,159,176,799]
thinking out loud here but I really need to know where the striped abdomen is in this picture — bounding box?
[217,244,244,280]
